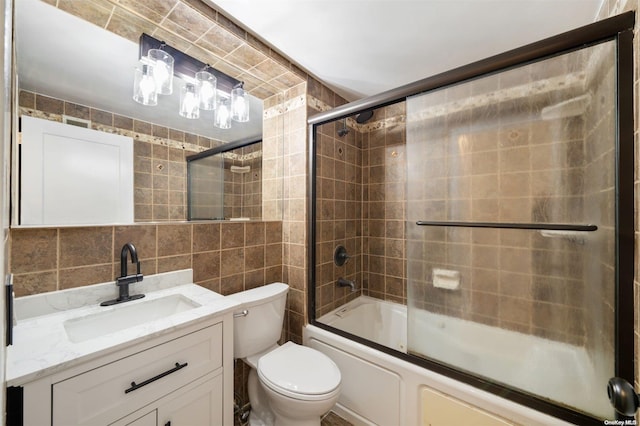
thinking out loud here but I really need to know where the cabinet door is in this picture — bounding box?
[110,409,158,426]
[158,374,223,426]
[20,115,134,225]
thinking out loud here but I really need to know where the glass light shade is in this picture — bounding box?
[231,85,249,122]
[133,64,157,106]
[179,83,200,119]
[214,98,231,129]
[196,71,217,110]
[148,48,174,95]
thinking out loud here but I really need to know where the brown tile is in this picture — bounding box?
[157,224,192,256]
[114,225,157,262]
[153,174,169,190]
[166,2,213,38]
[10,228,58,273]
[64,102,90,120]
[135,204,153,222]
[245,246,265,271]
[500,296,531,325]
[153,144,169,160]
[152,125,169,139]
[245,269,265,290]
[58,0,113,27]
[153,189,169,205]
[221,223,245,249]
[18,90,35,108]
[140,258,157,275]
[157,255,191,273]
[197,278,221,293]
[106,8,157,43]
[193,223,220,252]
[134,120,152,135]
[118,0,176,22]
[220,273,244,295]
[113,114,134,131]
[59,264,113,290]
[265,243,282,267]
[193,252,220,282]
[90,108,113,126]
[169,147,185,162]
[245,222,265,246]
[13,271,57,297]
[265,265,283,283]
[221,248,244,277]
[59,227,112,268]
[35,94,63,114]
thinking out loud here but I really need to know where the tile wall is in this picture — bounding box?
[223,142,262,219]
[10,221,283,297]
[313,103,408,317]
[405,48,602,346]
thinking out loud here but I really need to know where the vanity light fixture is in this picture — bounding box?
[132,64,157,106]
[231,82,249,123]
[179,82,200,119]
[132,33,248,128]
[196,70,217,111]
[147,48,174,95]
[214,98,232,129]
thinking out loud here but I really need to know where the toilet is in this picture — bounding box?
[229,283,341,426]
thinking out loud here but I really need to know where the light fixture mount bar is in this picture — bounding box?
[139,33,241,94]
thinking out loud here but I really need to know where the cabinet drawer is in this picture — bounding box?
[53,323,222,426]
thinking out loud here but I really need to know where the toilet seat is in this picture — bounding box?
[257,342,341,401]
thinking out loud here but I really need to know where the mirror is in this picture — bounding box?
[187,139,262,221]
[14,0,282,225]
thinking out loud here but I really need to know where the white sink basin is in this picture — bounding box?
[63,294,201,343]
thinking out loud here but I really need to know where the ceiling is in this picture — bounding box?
[209,0,605,101]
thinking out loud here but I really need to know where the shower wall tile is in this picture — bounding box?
[402,45,616,347]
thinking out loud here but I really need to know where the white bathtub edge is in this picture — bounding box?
[304,323,572,426]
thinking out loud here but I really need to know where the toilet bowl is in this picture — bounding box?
[229,283,342,426]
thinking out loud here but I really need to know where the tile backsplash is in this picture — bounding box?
[10,221,283,297]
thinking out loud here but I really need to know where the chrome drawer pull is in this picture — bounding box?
[125,362,188,394]
[233,309,249,318]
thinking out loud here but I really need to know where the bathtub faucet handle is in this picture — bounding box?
[334,245,351,266]
[337,277,356,292]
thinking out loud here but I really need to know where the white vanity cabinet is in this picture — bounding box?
[21,316,233,426]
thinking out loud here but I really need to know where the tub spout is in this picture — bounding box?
[337,277,356,292]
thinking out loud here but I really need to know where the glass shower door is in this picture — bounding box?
[406,40,617,419]
[187,153,224,220]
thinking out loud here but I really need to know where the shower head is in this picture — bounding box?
[355,110,374,124]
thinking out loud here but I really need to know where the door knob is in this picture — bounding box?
[607,377,639,416]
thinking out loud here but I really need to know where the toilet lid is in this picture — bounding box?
[257,342,341,396]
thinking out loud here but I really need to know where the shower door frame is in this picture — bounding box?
[307,11,635,425]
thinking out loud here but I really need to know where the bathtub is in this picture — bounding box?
[304,296,613,425]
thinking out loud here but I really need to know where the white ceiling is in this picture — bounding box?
[209,0,605,101]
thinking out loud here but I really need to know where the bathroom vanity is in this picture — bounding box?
[6,270,238,426]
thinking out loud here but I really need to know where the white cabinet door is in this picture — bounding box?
[111,410,158,426]
[158,374,224,426]
[20,115,134,225]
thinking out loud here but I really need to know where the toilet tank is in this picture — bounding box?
[228,282,289,359]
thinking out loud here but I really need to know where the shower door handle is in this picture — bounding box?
[607,377,639,416]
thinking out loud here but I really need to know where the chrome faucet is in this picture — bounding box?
[337,277,356,292]
[100,243,145,306]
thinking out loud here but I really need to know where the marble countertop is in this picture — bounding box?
[6,270,240,386]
